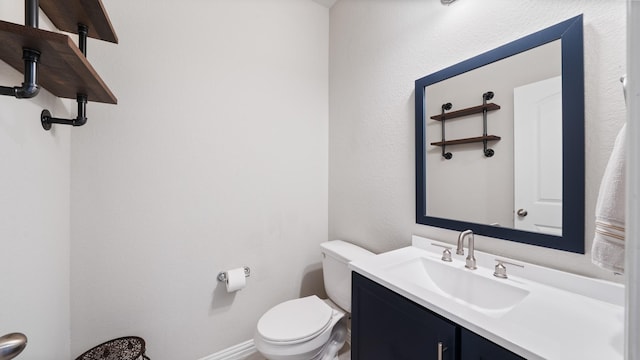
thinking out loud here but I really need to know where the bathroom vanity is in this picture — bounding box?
[352,272,523,359]
[349,236,624,360]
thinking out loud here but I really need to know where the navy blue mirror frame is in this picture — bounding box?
[415,15,585,253]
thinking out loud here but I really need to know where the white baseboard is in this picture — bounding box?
[198,328,351,360]
[198,339,257,360]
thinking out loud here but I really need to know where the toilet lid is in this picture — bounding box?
[257,295,333,344]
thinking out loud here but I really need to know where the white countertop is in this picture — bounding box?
[349,235,624,360]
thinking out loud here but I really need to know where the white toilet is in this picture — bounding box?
[254,240,374,360]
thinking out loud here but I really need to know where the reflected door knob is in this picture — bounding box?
[517,209,528,217]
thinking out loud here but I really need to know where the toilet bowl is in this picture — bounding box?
[254,240,374,360]
[254,296,346,360]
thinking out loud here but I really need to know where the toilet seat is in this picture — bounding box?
[257,296,333,345]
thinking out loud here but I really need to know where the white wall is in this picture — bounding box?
[329,0,626,281]
[70,0,328,359]
[0,2,72,359]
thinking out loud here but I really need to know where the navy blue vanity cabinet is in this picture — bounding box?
[352,272,525,360]
[460,329,525,360]
[352,272,457,360]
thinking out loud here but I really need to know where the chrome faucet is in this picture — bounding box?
[456,230,477,270]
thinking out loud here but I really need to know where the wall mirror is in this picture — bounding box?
[415,15,585,253]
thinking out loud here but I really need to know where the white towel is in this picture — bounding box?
[591,124,626,273]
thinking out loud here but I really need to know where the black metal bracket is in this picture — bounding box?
[25,0,38,28]
[0,48,41,99]
[440,103,453,160]
[482,91,495,157]
[41,94,88,130]
[78,24,88,56]
[0,0,41,99]
[41,23,90,131]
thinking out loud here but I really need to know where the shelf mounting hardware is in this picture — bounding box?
[482,91,495,157]
[440,103,453,160]
[0,48,41,99]
[41,23,90,131]
[0,0,41,100]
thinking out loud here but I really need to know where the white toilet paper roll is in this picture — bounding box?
[225,267,246,292]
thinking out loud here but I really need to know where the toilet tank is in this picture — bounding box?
[320,240,374,312]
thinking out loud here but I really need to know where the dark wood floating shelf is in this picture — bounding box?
[431,135,501,147]
[0,20,117,104]
[39,0,118,43]
[430,103,501,121]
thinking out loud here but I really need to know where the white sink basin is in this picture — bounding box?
[385,256,529,315]
[348,237,625,360]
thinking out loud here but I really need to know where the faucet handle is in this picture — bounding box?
[494,259,524,279]
[431,243,453,262]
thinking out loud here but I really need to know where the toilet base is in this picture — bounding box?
[255,316,347,360]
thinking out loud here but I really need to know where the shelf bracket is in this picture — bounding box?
[482,91,495,157]
[1,0,43,99]
[25,0,38,28]
[440,103,453,160]
[0,0,41,99]
[78,23,88,56]
[41,94,88,130]
[40,23,90,131]
[0,48,41,99]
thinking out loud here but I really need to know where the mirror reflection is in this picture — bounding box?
[425,40,562,236]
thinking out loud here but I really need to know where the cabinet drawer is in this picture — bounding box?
[460,328,525,360]
[352,272,456,360]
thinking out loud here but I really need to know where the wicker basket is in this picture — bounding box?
[74,336,150,360]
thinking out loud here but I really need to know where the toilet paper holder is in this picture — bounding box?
[217,266,251,282]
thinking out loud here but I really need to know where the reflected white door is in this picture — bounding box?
[513,76,563,236]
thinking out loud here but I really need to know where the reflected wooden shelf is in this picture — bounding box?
[0,20,117,104]
[39,0,118,43]
[430,103,501,121]
[431,135,501,147]
[430,100,501,157]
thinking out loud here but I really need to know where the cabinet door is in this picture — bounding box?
[352,272,457,360]
[460,328,525,360]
